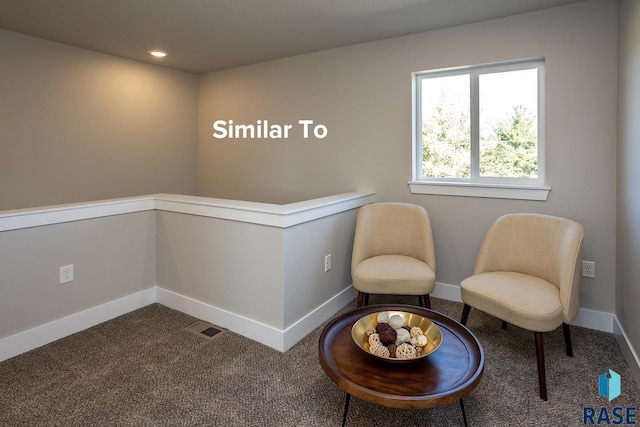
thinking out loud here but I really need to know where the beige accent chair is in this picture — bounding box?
[460,213,584,401]
[351,202,436,308]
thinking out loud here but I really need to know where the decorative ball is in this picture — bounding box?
[377,325,397,346]
[373,344,390,358]
[388,314,404,330]
[395,328,410,345]
[368,333,381,347]
[387,343,397,358]
[377,312,389,324]
[410,326,424,338]
[395,343,417,359]
[416,334,428,347]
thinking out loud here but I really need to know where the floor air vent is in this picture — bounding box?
[185,321,223,340]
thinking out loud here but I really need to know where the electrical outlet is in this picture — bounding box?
[60,264,74,284]
[324,254,332,272]
[582,261,595,278]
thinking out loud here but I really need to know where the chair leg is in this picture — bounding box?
[563,323,573,357]
[502,320,508,330]
[356,292,367,308]
[534,332,548,401]
[420,294,431,309]
[461,304,471,325]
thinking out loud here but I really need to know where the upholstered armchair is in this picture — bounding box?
[351,202,436,308]
[460,213,584,401]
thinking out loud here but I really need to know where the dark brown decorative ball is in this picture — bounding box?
[387,343,397,358]
[375,322,397,345]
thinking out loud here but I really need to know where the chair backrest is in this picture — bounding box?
[351,202,436,273]
[474,213,584,322]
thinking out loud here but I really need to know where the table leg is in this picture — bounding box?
[459,398,468,427]
[342,393,351,427]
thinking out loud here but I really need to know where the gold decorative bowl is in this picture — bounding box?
[351,310,443,363]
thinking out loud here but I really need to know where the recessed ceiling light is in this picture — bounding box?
[148,50,168,58]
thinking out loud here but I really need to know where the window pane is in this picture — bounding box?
[479,69,538,178]
[421,74,470,178]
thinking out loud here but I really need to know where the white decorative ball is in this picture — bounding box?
[395,327,410,345]
[416,334,428,347]
[377,312,389,324]
[388,314,404,330]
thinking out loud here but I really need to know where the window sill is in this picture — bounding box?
[408,181,550,201]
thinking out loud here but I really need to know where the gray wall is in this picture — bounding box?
[617,0,640,370]
[155,205,359,331]
[0,211,156,338]
[0,30,199,211]
[155,211,286,328]
[283,209,358,326]
[197,0,618,314]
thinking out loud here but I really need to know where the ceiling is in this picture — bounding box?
[0,0,583,74]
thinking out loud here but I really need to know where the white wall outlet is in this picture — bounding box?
[582,260,595,278]
[60,264,74,284]
[324,254,332,272]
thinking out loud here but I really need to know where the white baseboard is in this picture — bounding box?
[432,281,463,303]
[433,282,615,333]
[156,287,285,351]
[572,306,614,332]
[156,286,358,352]
[613,316,640,388]
[3,281,636,388]
[0,287,156,363]
[282,285,358,351]
[0,284,356,362]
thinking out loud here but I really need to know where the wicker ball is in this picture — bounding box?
[395,343,417,359]
[410,326,424,338]
[368,333,381,347]
[373,344,390,358]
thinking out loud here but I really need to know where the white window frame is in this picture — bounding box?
[410,59,550,201]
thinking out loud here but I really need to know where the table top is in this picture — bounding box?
[318,304,484,409]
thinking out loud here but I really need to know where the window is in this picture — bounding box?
[410,59,550,200]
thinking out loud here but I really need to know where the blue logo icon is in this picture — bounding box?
[598,369,621,401]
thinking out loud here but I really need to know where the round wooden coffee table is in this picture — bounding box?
[318,304,484,426]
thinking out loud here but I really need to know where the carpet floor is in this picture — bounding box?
[0,296,638,426]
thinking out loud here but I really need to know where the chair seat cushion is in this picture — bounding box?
[460,271,563,332]
[352,255,436,295]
